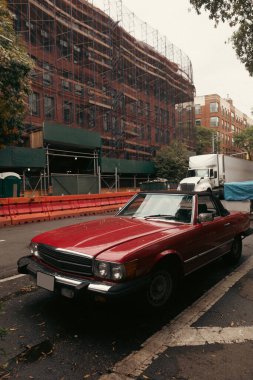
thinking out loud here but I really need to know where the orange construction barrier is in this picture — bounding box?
[9,197,50,225]
[0,199,11,227]
[0,191,135,227]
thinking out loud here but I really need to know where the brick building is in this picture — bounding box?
[5,0,195,187]
[195,94,253,155]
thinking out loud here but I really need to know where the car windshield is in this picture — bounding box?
[188,169,209,178]
[118,193,193,223]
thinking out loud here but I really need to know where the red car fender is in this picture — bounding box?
[149,249,184,274]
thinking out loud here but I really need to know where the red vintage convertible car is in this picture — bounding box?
[18,191,252,308]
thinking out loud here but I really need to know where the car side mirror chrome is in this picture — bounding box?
[198,213,214,223]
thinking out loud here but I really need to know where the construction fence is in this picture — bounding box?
[0,191,135,227]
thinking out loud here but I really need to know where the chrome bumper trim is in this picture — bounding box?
[88,283,112,292]
[55,275,83,286]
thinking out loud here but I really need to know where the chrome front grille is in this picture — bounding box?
[37,244,93,276]
[180,183,195,192]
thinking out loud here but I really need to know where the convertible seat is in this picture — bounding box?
[175,208,191,223]
[198,204,208,214]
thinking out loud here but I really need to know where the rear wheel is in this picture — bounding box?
[225,236,242,264]
[145,267,178,309]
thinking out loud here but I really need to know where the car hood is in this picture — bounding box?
[32,217,187,259]
[180,176,202,184]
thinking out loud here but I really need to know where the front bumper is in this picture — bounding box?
[17,256,148,299]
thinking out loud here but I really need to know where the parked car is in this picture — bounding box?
[18,191,252,309]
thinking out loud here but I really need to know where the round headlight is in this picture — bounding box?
[30,242,38,256]
[111,264,124,280]
[97,262,110,278]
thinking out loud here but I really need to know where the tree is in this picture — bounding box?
[189,0,253,76]
[0,0,34,148]
[154,142,189,183]
[196,126,213,154]
[233,126,253,160]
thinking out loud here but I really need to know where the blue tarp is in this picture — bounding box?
[224,181,253,200]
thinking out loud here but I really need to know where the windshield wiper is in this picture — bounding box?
[143,214,175,219]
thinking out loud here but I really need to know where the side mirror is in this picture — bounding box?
[198,213,214,223]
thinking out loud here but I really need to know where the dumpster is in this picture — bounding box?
[0,172,21,198]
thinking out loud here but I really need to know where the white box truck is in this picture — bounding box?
[178,154,253,197]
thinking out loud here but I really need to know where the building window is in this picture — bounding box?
[76,105,84,126]
[43,72,52,85]
[62,80,72,92]
[195,119,201,126]
[88,106,95,129]
[140,124,145,139]
[29,92,40,116]
[44,96,55,119]
[195,104,201,114]
[119,97,125,113]
[155,106,160,123]
[210,102,219,112]
[74,84,83,96]
[210,116,219,127]
[186,104,192,112]
[43,62,52,85]
[13,12,21,32]
[161,109,167,125]
[165,129,170,144]
[145,103,150,118]
[63,70,72,79]
[155,127,160,143]
[103,112,110,131]
[147,125,151,140]
[59,39,70,58]
[73,45,82,64]
[63,101,73,123]
[166,111,170,125]
[41,30,51,52]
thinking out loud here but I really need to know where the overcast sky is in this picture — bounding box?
[95,0,253,117]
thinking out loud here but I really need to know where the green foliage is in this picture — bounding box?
[196,126,213,154]
[190,0,253,76]
[233,126,253,160]
[154,142,189,183]
[0,0,34,148]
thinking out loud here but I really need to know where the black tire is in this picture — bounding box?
[145,267,178,309]
[225,236,242,264]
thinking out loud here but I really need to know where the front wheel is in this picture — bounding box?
[225,236,242,264]
[145,267,177,309]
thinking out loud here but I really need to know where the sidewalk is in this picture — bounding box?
[101,236,253,380]
[142,260,253,380]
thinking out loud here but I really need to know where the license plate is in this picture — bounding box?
[37,272,54,291]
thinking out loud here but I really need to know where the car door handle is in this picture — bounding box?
[224,223,231,227]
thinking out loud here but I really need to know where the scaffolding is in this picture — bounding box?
[9,0,196,163]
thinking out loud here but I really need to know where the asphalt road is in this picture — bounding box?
[0,214,113,279]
